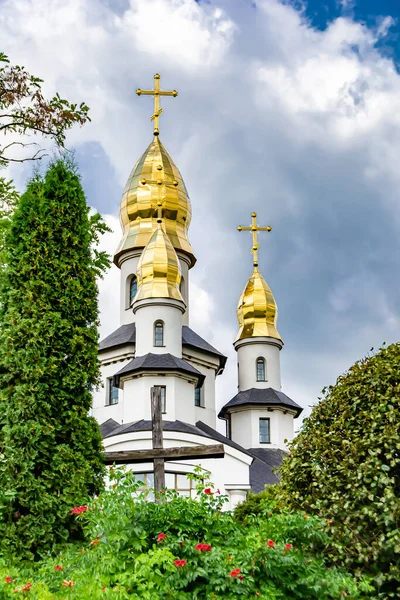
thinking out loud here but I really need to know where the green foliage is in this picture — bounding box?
[278,343,400,599]
[234,486,282,523]
[0,51,90,167]
[0,158,110,559]
[0,468,372,599]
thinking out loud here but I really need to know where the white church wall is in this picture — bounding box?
[174,377,197,424]
[103,429,252,510]
[183,349,221,429]
[122,375,196,425]
[177,252,190,326]
[236,339,282,391]
[118,252,141,325]
[92,359,130,425]
[134,303,183,357]
[230,407,295,450]
[194,364,217,428]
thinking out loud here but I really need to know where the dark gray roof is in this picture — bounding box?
[195,421,253,458]
[218,387,303,418]
[248,448,287,493]
[102,419,209,439]
[99,418,120,438]
[99,323,136,351]
[182,327,227,372]
[99,324,227,372]
[113,353,205,388]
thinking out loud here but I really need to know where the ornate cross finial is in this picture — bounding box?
[136,73,178,136]
[237,212,272,268]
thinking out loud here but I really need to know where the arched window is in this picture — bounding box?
[129,275,138,305]
[154,321,164,347]
[256,357,266,381]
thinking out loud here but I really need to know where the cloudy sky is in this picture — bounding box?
[2,0,400,424]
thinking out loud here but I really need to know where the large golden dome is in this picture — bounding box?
[235,267,282,342]
[114,136,195,266]
[134,224,184,303]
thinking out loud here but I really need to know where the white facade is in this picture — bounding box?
[235,337,283,391]
[134,298,185,357]
[103,430,252,510]
[229,407,297,450]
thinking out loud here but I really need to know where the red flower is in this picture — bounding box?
[62,580,74,587]
[238,575,244,581]
[5,576,12,584]
[71,505,88,515]
[230,568,241,578]
[285,543,293,550]
[157,533,166,543]
[174,559,187,567]
[54,565,64,571]
[21,582,32,592]
[204,488,212,495]
[195,543,212,552]
[267,540,275,548]
[216,489,220,494]
[90,537,100,546]
[179,541,184,547]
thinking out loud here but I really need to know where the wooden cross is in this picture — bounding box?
[136,73,178,136]
[237,212,272,268]
[104,388,225,501]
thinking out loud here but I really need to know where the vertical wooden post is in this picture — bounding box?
[151,387,165,501]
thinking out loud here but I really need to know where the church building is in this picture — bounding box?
[92,75,302,509]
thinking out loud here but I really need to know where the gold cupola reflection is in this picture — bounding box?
[235,267,281,342]
[134,223,184,303]
[235,212,282,343]
[114,136,195,267]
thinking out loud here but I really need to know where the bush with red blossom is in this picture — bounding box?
[0,467,372,599]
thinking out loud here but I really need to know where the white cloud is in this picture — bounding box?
[120,0,236,70]
[2,0,400,423]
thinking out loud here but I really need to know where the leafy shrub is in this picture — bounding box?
[279,343,400,599]
[0,468,371,599]
[234,485,282,523]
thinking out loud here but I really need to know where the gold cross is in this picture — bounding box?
[136,73,178,136]
[237,212,272,267]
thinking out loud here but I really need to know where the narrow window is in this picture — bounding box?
[256,357,266,381]
[154,321,164,347]
[106,377,119,406]
[152,386,166,414]
[194,386,201,407]
[129,275,138,305]
[259,418,270,444]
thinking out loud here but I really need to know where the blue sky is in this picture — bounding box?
[2,0,400,421]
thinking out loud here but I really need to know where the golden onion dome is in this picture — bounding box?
[235,267,282,342]
[114,136,195,267]
[134,224,184,303]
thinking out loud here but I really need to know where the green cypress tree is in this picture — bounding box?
[0,157,110,558]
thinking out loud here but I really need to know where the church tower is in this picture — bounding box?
[114,74,195,327]
[93,73,303,503]
[219,213,302,450]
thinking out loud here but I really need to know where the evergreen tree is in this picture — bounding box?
[279,343,400,599]
[0,158,110,559]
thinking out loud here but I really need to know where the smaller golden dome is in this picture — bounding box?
[134,224,184,303]
[235,267,282,342]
